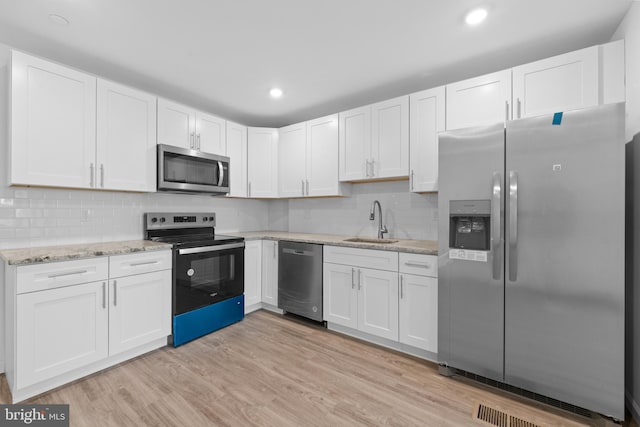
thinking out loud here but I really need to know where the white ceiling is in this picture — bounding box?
[0,0,632,127]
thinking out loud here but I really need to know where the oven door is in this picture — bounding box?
[174,242,244,315]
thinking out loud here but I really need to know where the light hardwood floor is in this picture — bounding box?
[0,310,636,426]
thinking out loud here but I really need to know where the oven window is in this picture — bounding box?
[164,152,219,186]
[174,247,244,315]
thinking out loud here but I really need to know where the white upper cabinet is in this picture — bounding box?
[339,97,409,181]
[278,114,345,198]
[226,121,248,198]
[197,112,226,155]
[512,46,598,119]
[371,96,409,179]
[96,79,157,192]
[446,41,623,131]
[157,98,226,155]
[409,86,445,193]
[339,106,371,181]
[306,114,344,196]
[247,127,279,198]
[157,98,195,149]
[278,122,307,197]
[446,69,512,131]
[10,50,97,188]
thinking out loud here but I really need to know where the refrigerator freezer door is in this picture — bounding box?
[438,123,505,382]
[504,103,625,419]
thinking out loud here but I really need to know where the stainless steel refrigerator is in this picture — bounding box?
[437,103,625,419]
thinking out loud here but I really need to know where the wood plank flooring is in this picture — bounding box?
[0,310,636,426]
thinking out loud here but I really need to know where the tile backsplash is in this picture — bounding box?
[0,187,274,250]
[288,181,438,241]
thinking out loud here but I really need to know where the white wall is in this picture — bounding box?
[288,181,438,240]
[612,3,640,423]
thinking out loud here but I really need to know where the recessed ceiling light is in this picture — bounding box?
[48,14,70,26]
[465,8,488,26]
[269,88,283,99]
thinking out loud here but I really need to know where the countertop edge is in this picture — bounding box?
[0,240,172,266]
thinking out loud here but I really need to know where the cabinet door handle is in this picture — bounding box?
[410,170,414,191]
[369,159,375,177]
[301,180,305,196]
[190,132,194,149]
[364,160,370,177]
[90,163,95,187]
[100,164,105,188]
[351,268,356,289]
[129,260,159,267]
[306,179,309,196]
[102,282,106,309]
[48,269,88,278]
[517,98,522,119]
[403,261,431,268]
[358,269,362,290]
[248,182,251,197]
[113,280,118,306]
[197,133,201,150]
[505,100,510,123]
[400,275,404,299]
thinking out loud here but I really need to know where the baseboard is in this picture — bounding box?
[626,389,640,424]
[326,322,437,363]
[260,303,283,314]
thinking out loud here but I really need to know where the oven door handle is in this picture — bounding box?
[178,242,245,255]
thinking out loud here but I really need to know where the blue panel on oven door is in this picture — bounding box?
[172,295,244,347]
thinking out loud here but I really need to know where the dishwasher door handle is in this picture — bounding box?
[282,248,314,256]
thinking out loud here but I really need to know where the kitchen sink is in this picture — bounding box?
[343,237,399,244]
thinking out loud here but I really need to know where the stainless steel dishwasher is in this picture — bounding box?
[278,241,323,322]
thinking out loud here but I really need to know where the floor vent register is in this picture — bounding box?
[473,402,542,427]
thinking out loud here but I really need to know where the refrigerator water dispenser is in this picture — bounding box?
[449,200,491,250]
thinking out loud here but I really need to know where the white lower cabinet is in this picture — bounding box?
[16,281,109,388]
[323,246,437,359]
[322,263,358,328]
[398,252,438,353]
[244,240,263,312]
[399,273,437,352]
[261,240,278,308]
[5,250,172,402]
[108,270,171,356]
[358,268,398,341]
[323,246,399,341]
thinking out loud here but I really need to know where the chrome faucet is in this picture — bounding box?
[369,200,388,239]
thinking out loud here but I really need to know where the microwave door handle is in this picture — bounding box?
[217,161,224,186]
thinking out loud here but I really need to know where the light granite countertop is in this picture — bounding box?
[0,240,172,266]
[229,231,438,255]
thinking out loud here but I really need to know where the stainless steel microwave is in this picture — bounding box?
[157,144,230,195]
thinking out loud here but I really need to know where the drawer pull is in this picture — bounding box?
[403,261,431,268]
[47,269,88,279]
[129,260,159,267]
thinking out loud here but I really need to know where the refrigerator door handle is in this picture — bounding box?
[508,170,518,281]
[492,172,502,280]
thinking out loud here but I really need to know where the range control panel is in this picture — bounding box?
[145,212,216,229]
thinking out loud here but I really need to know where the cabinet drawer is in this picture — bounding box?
[324,246,398,271]
[399,253,437,277]
[109,250,172,278]
[16,258,109,294]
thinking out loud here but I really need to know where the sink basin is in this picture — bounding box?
[343,237,399,244]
